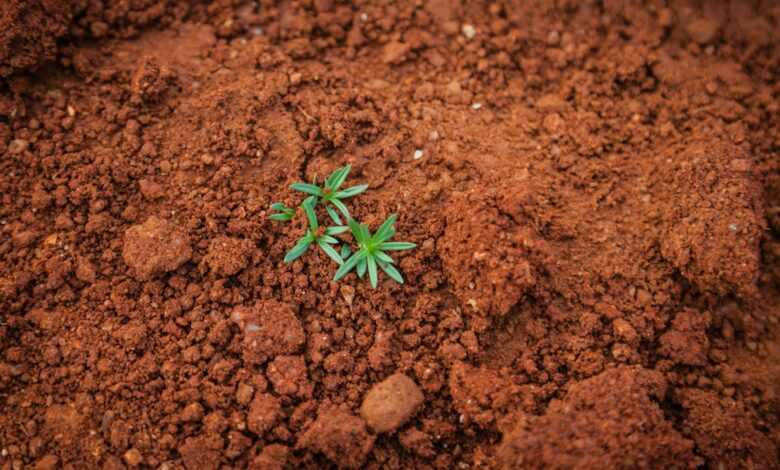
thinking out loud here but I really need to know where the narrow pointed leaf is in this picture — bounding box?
[318,241,344,264]
[325,226,349,236]
[379,261,404,284]
[340,244,352,259]
[330,198,350,219]
[375,250,395,265]
[270,213,293,221]
[374,214,397,242]
[348,218,366,243]
[328,165,351,190]
[367,255,378,288]
[357,258,367,278]
[270,202,287,211]
[290,182,323,196]
[334,184,368,199]
[320,235,339,245]
[380,241,416,251]
[326,206,342,225]
[333,249,366,281]
[302,198,319,230]
[284,239,312,263]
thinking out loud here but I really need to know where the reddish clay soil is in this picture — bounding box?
[1,1,780,469]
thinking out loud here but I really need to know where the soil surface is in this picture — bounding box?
[1,1,779,469]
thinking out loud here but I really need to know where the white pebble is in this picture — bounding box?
[462,24,476,39]
[360,13,368,21]
[413,149,424,160]
[471,102,482,110]
[728,223,738,232]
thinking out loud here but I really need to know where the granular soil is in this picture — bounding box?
[0,1,779,469]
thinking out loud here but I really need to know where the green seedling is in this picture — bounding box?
[290,165,367,223]
[284,198,348,264]
[269,202,295,221]
[334,214,416,288]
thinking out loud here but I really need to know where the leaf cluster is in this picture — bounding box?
[270,165,415,288]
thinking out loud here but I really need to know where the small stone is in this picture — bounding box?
[123,448,143,467]
[8,139,28,154]
[383,41,411,65]
[471,102,482,110]
[181,402,204,423]
[360,373,424,433]
[536,93,567,112]
[413,149,424,160]
[236,383,254,405]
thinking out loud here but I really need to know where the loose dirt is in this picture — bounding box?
[1,1,779,469]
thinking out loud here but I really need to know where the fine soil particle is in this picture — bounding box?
[1,1,780,469]
[360,373,425,433]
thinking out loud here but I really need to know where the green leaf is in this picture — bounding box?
[325,226,349,236]
[357,258,367,278]
[375,250,395,265]
[340,244,352,259]
[327,165,351,190]
[367,255,378,288]
[291,182,323,196]
[330,198,350,219]
[284,239,312,263]
[374,213,397,242]
[326,206,342,225]
[270,213,293,221]
[333,249,366,281]
[348,218,367,244]
[335,184,368,199]
[380,241,416,251]
[318,241,344,264]
[270,202,287,211]
[320,235,339,245]
[379,261,404,284]
[302,198,319,230]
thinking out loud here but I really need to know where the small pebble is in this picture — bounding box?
[471,102,482,110]
[413,149,424,160]
[462,24,476,39]
[360,13,368,21]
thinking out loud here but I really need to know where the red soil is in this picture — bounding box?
[1,1,779,468]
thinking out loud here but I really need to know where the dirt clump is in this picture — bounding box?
[122,216,192,281]
[230,300,305,365]
[298,407,375,469]
[498,367,700,469]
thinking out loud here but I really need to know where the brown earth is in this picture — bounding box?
[1,0,779,469]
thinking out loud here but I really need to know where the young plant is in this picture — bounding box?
[290,165,367,223]
[334,214,416,288]
[284,198,348,264]
[269,202,295,221]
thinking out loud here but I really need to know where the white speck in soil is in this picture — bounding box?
[462,24,476,39]
[360,13,368,21]
[729,223,738,232]
[251,26,263,36]
[471,102,482,110]
[413,149,424,160]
